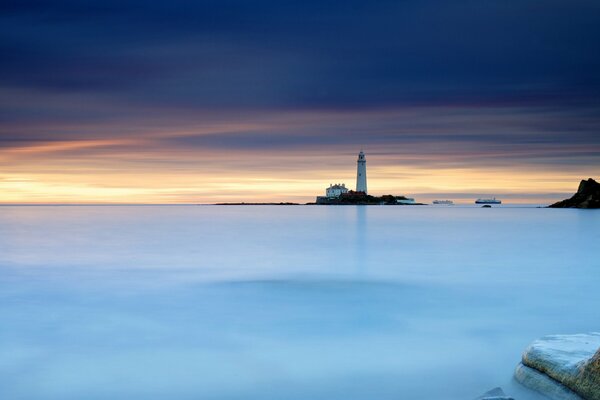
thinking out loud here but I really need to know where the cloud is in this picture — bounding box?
[2,1,600,110]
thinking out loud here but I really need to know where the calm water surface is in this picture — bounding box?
[0,205,598,399]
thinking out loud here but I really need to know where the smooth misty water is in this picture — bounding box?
[0,205,598,400]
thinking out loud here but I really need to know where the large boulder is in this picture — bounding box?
[549,178,600,208]
[515,333,600,400]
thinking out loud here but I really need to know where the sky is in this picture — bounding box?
[1,0,599,204]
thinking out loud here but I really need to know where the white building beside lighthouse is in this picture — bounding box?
[356,150,367,194]
[325,183,348,198]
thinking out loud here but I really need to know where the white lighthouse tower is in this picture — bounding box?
[356,150,367,194]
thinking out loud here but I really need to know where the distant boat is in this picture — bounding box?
[475,197,501,204]
[396,197,416,205]
[433,200,454,205]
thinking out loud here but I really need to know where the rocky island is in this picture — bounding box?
[313,191,425,205]
[549,178,600,209]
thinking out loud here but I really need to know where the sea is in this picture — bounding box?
[0,205,598,400]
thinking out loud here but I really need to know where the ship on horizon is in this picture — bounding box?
[433,200,454,205]
[475,197,502,204]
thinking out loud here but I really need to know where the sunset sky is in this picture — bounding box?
[1,1,599,203]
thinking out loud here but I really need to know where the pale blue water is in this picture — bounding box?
[0,205,598,399]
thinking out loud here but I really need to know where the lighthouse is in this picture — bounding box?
[356,150,367,194]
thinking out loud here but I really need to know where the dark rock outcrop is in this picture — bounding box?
[515,333,600,400]
[549,178,600,209]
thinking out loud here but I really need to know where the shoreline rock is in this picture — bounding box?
[549,178,600,209]
[515,333,600,400]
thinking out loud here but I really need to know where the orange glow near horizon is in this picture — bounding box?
[0,154,591,204]
[1,108,597,205]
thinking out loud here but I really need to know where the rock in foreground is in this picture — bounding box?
[515,333,600,400]
[549,178,600,208]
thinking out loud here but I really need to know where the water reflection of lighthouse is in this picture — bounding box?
[354,205,367,277]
